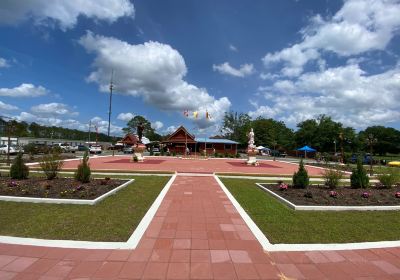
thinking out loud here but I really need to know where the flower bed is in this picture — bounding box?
[0,177,127,200]
[260,183,400,206]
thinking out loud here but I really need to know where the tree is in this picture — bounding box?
[295,115,355,153]
[222,112,251,144]
[359,126,400,155]
[122,115,158,139]
[252,117,295,150]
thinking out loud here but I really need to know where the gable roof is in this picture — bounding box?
[164,126,196,143]
[121,134,139,145]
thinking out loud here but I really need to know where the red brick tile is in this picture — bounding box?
[93,261,124,278]
[154,238,174,250]
[210,250,231,263]
[173,239,191,249]
[371,260,400,275]
[170,250,190,263]
[304,251,330,264]
[191,250,211,263]
[192,239,209,250]
[175,230,191,239]
[234,263,260,279]
[209,239,227,250]
[142,262,169,279]
[119,261,146,279]
[44,260,76,278]
[23,259,58,275]
[150,249,172,262]
[276,264,305,279]
[190,262,213,279]
[248,250,271,264]
[192,230,208,239]
[254,263,281,279]
[128,248,152,262]
[67,261,102,278]
[107,249,131,261]
[167,262,190,279]
[2,256,38,272]
[0,271,17,280]
[0,255,17,268]
[212,263,237,279]
[296,264,327,279]
[84,249,112,261]
[229,250,252,264]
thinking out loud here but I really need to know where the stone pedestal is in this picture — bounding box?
[132,143,146,162]
[246,148,259,166]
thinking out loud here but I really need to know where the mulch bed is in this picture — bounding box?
[260,183,400,206]
[0,177,127,200]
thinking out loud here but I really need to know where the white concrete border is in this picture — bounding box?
[215,176,400,251]
[0,174,176,249]
[0,179,134,205]
[256,183,400,211]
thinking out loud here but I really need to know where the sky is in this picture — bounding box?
[0,0,400,137]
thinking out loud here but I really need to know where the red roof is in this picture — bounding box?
[162,126,196,143]
[120,134,139,145]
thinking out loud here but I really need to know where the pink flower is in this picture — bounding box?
[395,192,400,198]
[329,191,338,198]
[279,183,288,191]
[362,192,370,198]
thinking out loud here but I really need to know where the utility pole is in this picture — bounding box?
[88,120,91,142]
[107,70,114,137]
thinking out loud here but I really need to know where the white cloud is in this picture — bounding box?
[0,83,48,97]
[0,101,18,111]
[250,64,400,128]
[90,116,123,135]
[30,102,78,117]
[164,125,177,134]
[0,0,134,30]
[117,112,135,122]
[262,0,400,76]
[151,121,163,131]
[213,62,255,77]
[0,57,9,68]
[79,31,231,128]
[229,44,238,52]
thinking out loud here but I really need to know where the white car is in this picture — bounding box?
[0,144,17,154]
[89,145,102,154]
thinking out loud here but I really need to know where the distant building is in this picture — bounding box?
[162,126,238,155]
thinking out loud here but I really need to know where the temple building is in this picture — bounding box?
[162,126,238,155]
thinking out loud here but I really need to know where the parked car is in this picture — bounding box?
[0,144,18,154]
[349,153,378,164]
[123,146,133,154]
[53,143,72,153]
[151,147,160,155]
[89,145,102,154]
[78,145,88,151]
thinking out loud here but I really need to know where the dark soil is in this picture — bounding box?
[0,177,127,200]
[260,184,400,206]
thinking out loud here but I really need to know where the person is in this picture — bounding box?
[186,146,190,155]
[137,122,144,143]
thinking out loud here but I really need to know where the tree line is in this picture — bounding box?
[0,119,114,143]
[222,112,400,155]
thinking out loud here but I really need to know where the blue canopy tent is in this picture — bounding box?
[297,145,316,158]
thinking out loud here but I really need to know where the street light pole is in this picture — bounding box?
[107,70,114,137]
[367,133,377,176]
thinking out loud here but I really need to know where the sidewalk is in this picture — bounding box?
[0,175,399,279]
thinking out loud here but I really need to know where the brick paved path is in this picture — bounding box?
[1,175,399,279]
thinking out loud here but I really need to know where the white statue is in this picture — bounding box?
[248,128,255,148]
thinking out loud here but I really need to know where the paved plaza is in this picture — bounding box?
[62,156,325,176]
[1,157,399,279]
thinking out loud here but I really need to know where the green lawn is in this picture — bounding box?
[0,175,169,242]
[221,178,400,244]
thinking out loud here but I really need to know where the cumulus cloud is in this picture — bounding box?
[164,125,177,134]
[0,83,48,97]
[213,62,255,77]
[262,0,400,76]
[250,64,400,128]
[151,121,164,131]
[0,57,9,68]
[0,0,134,30]
[0,101,18,111]
[90,116,123,135]
[79,31,231,128]
[30,102,78,117]
[229,44,238,52]
[117,112,135,122]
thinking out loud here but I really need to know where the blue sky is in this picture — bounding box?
[0,0,399,137]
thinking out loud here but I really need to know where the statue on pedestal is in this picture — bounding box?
[246,128,259,166]
[133,122,146,162]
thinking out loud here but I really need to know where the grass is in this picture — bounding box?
[0,175,170,242]
[221,178,400,244]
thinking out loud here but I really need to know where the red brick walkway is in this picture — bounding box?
[1,176,399,279]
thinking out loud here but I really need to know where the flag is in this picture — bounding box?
[183,110,189,117]
[193,111,198,119]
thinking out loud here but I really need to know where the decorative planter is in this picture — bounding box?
[132,144,146,162]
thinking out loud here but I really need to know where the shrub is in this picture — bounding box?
[75,151,91,183]
[376,167,400,188]
[236,153,241,158]
[39,151,64,180]
[133,156,138,162]
[10,153,29,179]
[304,191,313,198]
[292,159,309,188]
[350,157,369,188]
[322,167,343,189]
